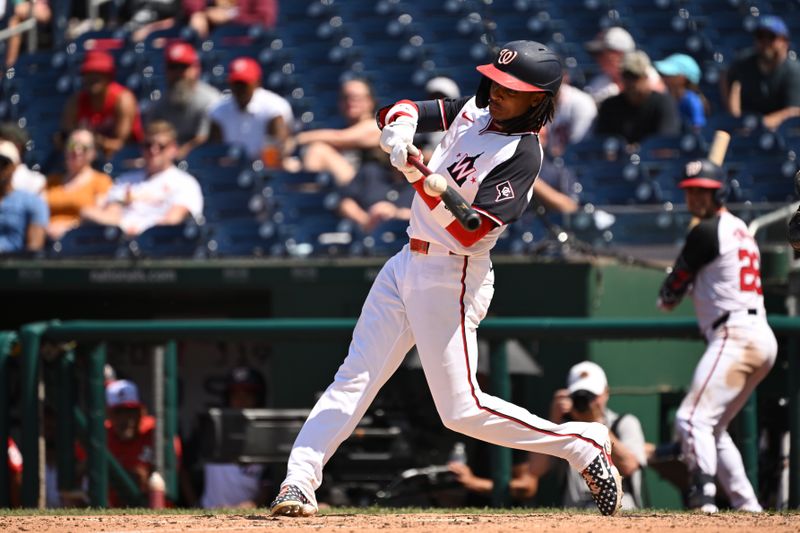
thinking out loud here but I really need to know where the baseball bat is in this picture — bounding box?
[708,130,731,166]
[407,151,482,231]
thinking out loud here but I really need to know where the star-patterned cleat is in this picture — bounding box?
[269,484,318,517]
[581,446,623,516]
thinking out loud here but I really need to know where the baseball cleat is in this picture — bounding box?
[269,484,317,517]
[581,446,623,516]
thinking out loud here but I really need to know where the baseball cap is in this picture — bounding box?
[227,366,266,391]
[0,140,20,165]
[654,53,701,85]
[80,50,115,75]
[622,50,652,78]
[425,76,461,99]
[228,57,261,84]
[165,41,198,65]
[106,379,142,409]
[755,15,789,38]
[567,361,608,396]
[585,27,636,53]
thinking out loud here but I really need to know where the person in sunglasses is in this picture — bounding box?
[723,15,800,130]
[81,121,203,237]
[44,129,113,240]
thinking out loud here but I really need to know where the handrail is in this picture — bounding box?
[0,18,36,43]
[748,201,800,237]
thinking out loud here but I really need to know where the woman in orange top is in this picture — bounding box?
[45,129,113,240]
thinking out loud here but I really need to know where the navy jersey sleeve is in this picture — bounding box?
[471,134,542,225]
[658,217,720,305]
[415,97,472,133]
[376,97,472,132]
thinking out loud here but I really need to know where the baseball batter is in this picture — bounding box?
[269,41,622,518]
[658,159,777,513]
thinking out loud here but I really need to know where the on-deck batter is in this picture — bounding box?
[658,159,777,513]
[270,41,623,518]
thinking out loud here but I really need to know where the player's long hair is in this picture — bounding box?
[496,92,557,133]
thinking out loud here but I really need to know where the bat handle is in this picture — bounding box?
[406,147,431,177]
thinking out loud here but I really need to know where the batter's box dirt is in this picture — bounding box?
[1,510,799,533]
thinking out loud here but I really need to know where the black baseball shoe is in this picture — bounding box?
[269,484,318,517]
[581,446,623,516]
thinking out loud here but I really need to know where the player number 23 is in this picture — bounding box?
[738,249,762,295]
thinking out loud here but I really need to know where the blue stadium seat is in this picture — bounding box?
[203,190,268,223]
[206,219,283,257]
[127,222,203,259]
[355,218,409,256]
[49,224,124,258]
[101,145,145,178]
[281,218,353,257]
[270,190,341,225]
[562,136,628,165]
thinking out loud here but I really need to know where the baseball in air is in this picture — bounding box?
[423,174,448,197]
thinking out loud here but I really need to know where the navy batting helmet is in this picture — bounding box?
[679,158,727,203]
[475,41,562,108]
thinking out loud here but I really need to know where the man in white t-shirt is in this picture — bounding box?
[208,57,294,162]
[81,120,203,236]
[548,74,597,157]
[584,26,664,105]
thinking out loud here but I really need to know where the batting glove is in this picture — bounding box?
[379,100,418,154]
[391,144,423,183]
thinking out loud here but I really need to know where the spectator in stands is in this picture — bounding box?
[197,366,272,509]
[595,51,680,146]
[534,128,579,214]
[145,41,221,159]
[0,122,46,194]
[0,140,48,254]
[105,379,182,507]
[118,0,183,43]
[584,26,664,105]
[3,0,52,68]
[61,50,144,158]
[337,160,414,234]
[416,76,461,158]
[208,56,293,164]
[182,0,278,39]
[285,78,382,187]
[547,71,597,157]
[654,53,708,132]
[81,120,203,237]
[44,129,113,240]
[723,15,800,131]
[522,362,646,510]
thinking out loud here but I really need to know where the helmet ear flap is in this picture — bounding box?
[475,75,492,108]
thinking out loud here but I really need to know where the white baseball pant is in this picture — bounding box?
[282,244,610,507]
[675,315,777,510]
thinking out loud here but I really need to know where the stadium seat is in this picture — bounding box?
[354,218,409,257]
[203,190,268,224]
[127,222,203,259]
[49,224,124,258]
[562,136,628,165]
[101,145,145,178]
[206,219,283,257]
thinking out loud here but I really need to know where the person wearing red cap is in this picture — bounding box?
[61,50,144,158]
[145,41,221,159]
[208,56,293,163]
[105,379,183,507]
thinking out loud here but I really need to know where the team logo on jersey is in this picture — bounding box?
[495,180,515,202]
[447,152,483,186]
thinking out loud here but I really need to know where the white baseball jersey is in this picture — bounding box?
[659,209,777,511]
[280,95,614,510]
[408,96,542,256]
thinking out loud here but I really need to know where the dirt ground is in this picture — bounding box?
[1,511,799,533]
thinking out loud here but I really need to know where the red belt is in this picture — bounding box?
[409,238,460,256]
